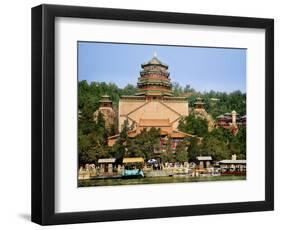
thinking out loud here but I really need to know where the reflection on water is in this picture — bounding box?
[78,175,246,187]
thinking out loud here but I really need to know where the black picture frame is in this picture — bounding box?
[31,4,274,225]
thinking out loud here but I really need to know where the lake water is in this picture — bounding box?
[78,175,246,187]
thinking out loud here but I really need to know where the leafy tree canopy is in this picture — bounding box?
[178,114,208,137]
[78,81,246,165]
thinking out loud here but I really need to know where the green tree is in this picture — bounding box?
[110,139,126,164]
[175,142,188,162]
[187,138,203,162]
[78,80,247,166]
[121,84,137,95]
[127,128,161,160]
[178,114,208,137]
[110,120,130,163]
[229,126,246,159]
[161,137,175,163]
[199,127,236,161]
[202,135,229,161]
[78,131,109,165]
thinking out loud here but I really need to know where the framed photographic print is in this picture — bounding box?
[31,4,274,225]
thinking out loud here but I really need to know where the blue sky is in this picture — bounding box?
[78,42,246,93]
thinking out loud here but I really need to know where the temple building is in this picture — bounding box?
[215,110,246,135]
[194,97,205,109]
[93,95,116,130]
[192,97,214,131]
[215,110,246,128]
[107,54,194,148]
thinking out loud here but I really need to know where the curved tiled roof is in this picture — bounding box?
[141,56,168,68]
[137,55,172,96]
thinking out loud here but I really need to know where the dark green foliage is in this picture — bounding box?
[178,114,209,137]
[126,128,161,160]
[78,81,137,165]
[109,140,126,165]
[121,84,138,95]
[108,120,129,164]
[78,118,109,165]
[178,108,246,162]
[78,80,246,165]
[109,127,162,162]
[230,126,246,159]
[187,90,246,118]
[79,136,109,164]
[204,127,246,160]
[161,138,175,163]
[172,81,246,118]
[187,138,203,162]
[175,141,188,162]
[183,124,246,162]
[172,82,196,96]
[202,132,229,161]
[78,80,138,115]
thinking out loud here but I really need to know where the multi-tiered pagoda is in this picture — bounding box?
[107,54,194,149]
[93,95,116,130]
[136,55,173,98]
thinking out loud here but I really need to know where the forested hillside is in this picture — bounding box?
[78,80,246,165]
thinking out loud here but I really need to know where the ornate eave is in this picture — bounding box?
[137,54,173,97]
[141,56,168,69]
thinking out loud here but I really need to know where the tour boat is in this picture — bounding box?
[122,157,145,178]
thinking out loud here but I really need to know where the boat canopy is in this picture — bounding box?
[123,157,144,164]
